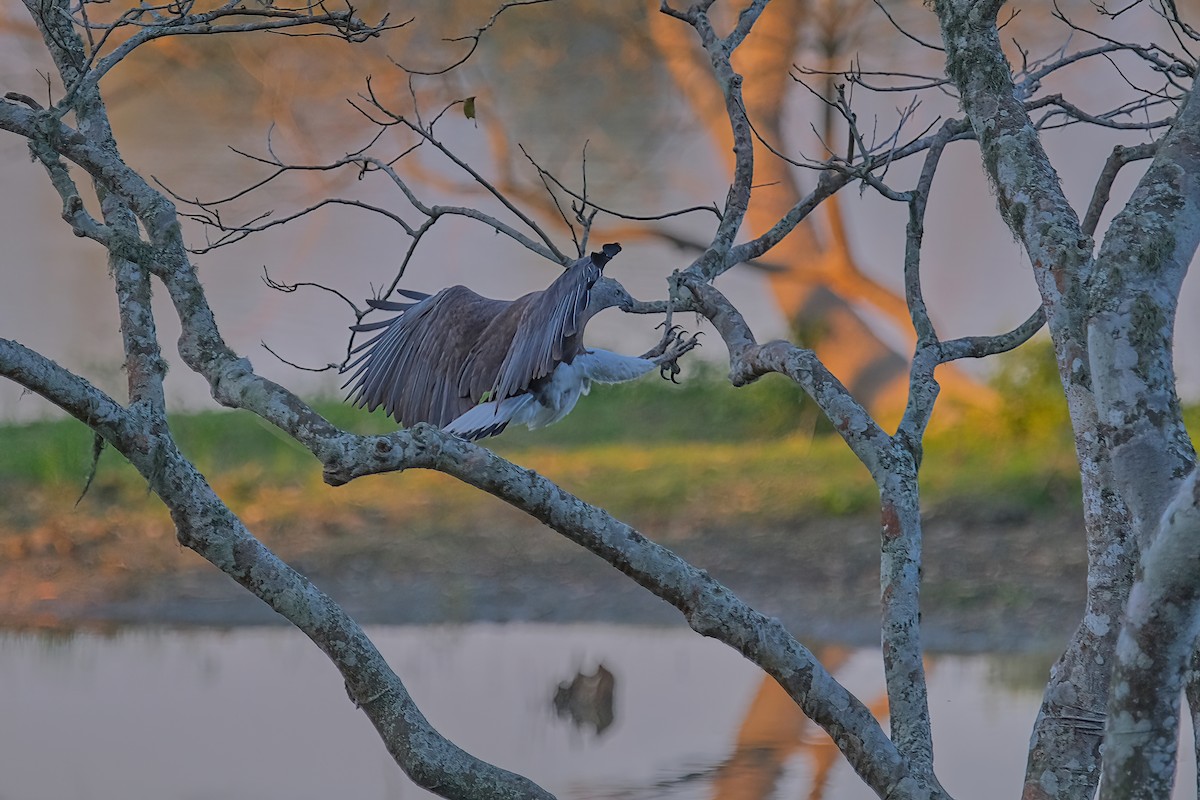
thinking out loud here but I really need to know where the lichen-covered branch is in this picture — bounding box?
[1101,469,1200,799]
[323,421,950,800]
[1081,142,1159,237]
[2,3,556,797]
[28,0,168,414]
[1092,79,1200,800]
[0,336,552,800]
[1086,80,1200,529]
[661,1,756,281]
[934,1,1200,797]
[935,2,1124,792]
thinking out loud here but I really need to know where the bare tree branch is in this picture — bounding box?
[322,420,936,800]
[0,333,553,800]
[391,0,555,76]
[56,2,403,113]
[665,4,756,282]
[1082,141,1160,235]
[6,1,1200,798]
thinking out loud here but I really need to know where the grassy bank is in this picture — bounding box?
[0,358,1106,529]
[0,351,1145,630]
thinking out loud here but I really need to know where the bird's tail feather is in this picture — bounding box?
[442,395,535,441]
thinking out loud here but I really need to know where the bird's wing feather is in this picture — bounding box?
[342,286,509,427]
[363,298,415,312]
[349,317,397,333]
[460,254,602,403]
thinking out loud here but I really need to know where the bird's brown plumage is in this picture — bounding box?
[342,245,617,429]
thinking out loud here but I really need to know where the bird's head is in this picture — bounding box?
[587,276,635,314]
[583,244,632,314]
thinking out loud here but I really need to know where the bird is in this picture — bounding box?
[341,243,697,441]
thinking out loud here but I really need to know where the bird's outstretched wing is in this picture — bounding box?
[459,248,612,403]
[345,243,622,432]
[341,286,510,427]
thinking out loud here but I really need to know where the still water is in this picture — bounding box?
[0,624,1193,800]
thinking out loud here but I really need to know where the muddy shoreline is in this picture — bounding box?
[3,502,1087,654]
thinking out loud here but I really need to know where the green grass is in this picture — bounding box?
[2,345,1193,522]
[0,364,815,486]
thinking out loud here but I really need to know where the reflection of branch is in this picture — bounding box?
[325,420,910,796]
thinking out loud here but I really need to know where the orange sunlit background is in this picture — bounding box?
[3,0,1196,423]
[1,3,1198,799]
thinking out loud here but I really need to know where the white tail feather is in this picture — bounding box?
[443,394,535,440]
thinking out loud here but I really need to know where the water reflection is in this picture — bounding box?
[0,624,1192,800]
[554,663,616,736]
[706,646,889,800]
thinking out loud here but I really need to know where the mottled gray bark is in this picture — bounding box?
[1092,80,1200,800]
[0,3,937,798]
[5,1,1198,798]
[1101,470,1200,799]
[1186,650,1200,797]
[934,5,1112,798]
[2,2,555,798]
[934,1,1200,797]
